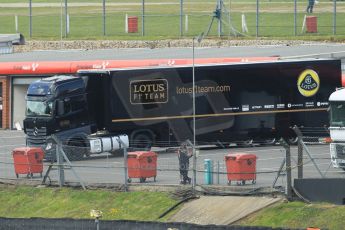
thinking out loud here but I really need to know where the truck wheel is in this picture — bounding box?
[110,149,124,157]
[261,138,276,146]
[287,136,298,145]
[63,141,86,161]
[237,139,253,147]
[132,133,153,150]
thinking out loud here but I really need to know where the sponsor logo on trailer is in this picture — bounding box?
[130,79,168,104]
[297,69,320,97]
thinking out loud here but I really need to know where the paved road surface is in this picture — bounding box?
[0,130,344,189]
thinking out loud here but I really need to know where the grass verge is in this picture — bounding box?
[237,200,345,230]
[0,184,179,221]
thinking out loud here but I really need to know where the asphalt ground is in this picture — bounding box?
[0,130,344,189]
[2,43,345,63]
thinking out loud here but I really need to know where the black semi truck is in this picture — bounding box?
[23,59,342,160]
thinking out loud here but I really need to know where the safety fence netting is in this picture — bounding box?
[0,128,344,196]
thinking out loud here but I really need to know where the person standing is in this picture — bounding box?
[306,0,315,13]
[177,142,192,184]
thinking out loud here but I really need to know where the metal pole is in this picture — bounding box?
[180,0,183,37]
[297,137,303,179]
[124,146,128,192]
[285,144,292,200]
[142,0,145,36]
[192,37,196,190]
[333,0,336,35]
[95,218,99,230]
[29,0,32,38]
[56,138,65,187]
[103,0,106,36]
[117,138,128,192]
[217,161,220,184]
[60,0,63,48]
[15,15,18,33]
[65,0,68,37]
[217,0,222,37]
[294,0,297,36]
[256,0,259,37]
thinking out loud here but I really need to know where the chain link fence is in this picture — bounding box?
[0,129,344,198]
[0,0,345,39]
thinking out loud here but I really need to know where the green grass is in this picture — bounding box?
[0,185,178,221]
[0,1,344,40]
[237,201,345,230]
[2,185,345,229]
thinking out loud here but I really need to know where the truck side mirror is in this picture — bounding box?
[57,100,64,116]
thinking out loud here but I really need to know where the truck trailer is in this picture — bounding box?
[23,59,342,160]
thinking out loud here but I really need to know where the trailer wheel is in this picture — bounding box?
[140,177,146,183]
[132,133,153,150]
[237,139,253,147]
[287,136,298,145]
[261,138,276,146]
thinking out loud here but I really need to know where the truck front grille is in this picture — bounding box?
[331,143,345,160]
[26,127,47,146]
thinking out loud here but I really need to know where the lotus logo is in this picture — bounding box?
[297,69,320,97]
[33,127,39,136]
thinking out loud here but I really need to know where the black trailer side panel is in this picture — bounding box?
[105,59,341,146]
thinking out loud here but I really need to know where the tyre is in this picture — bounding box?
[237,139,253,147]
[287,136,298,145]
[63,140,86,161]
[132,133,153,150]
[110,149,124,157]
[260,138,276,146]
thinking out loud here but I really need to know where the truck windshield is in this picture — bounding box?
[330,101,345,126]
[26,101,53,117]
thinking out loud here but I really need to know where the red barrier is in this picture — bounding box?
[0,57,279,75]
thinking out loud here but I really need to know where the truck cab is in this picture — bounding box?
[23,75,91,160]
[329,88,345,169]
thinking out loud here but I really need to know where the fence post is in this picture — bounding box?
[15,15,18,33]
[217,161,220,184]
[142,0,145,36]
[217,0,222,37]
[55,136,65,187]
[294,0,297,36]
[333,0,337,35]
[65,0,68,37]
[117,138,128,192]
[29,0,32,38]
[180,0,183,37]
[280,138,292,200]
[293,126,304,179]
[256,0,259,37]
[123,145,128,192]
[102,0,106,36]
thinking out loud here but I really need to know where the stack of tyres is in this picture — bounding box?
[127,151,157,183]
[224,153,257,185]
[12,147,44,178]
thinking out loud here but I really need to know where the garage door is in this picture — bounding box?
[12,77,42,129]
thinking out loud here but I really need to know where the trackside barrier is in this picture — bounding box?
[0,217,305,230]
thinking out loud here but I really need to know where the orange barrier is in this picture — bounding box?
[0,57,279,75]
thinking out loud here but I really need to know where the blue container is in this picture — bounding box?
[204,159,213,184]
